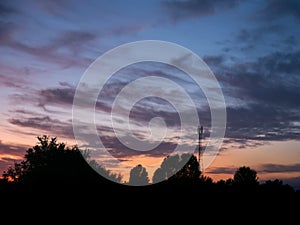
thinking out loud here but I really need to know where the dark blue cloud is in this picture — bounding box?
[204,49,300,145]
[260,0,300,21]
[0,0,18,15]
[162,0,240,22]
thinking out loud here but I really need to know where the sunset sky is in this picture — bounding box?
[0,0,300,188]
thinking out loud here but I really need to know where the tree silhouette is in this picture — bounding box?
[233,166,259,190]
[1,135,120,191]
[175,153,200,180]
[152,153,200,184]
[128,164,149,186]
[260,179,295,193]
[88,159,122,183]
[152,154,180,183]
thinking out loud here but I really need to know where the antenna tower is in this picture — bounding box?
[197,125,204,173]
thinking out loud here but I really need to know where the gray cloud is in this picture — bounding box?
[38,84,112,114]
[284,35,297,46]
[259,0,300,21]
[203,55,225,67]
[203,50,300,146]
[258,163,300,190]
[7,107,178,161]
[237,25,284,43]
[18,48,300,150]
[221,51,300,108]
[0,140,27,176]
[258,163,300,173]
[206,50,300,107]
[39,86,75,108]
[128,98,181,127]
[221,138,266,150]
[225,104,300,142]
[0,0,18,15]
[49,30,97,56]
[99,134,176,159]
[207,163,300,175]
[0,1,147,69]
[0,9,96,69]
[8,116,74,139]
[7,45,300,155]
[162,0,240,22]
[206,166,237,175]
[0,140,27,157]
[0,74,27,88]
[35,0,72,16]
[5,30,95,69]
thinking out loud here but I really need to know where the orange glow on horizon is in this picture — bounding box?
[104,140,300,184]
[204,140,300,183]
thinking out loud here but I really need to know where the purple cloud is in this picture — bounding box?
[258,163,300,173]
[206,166,237,175]
[0,140,27,157]
[0,140,27,176]
[8,116,75,139]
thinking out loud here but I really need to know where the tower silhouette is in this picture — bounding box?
[197,125,204,173]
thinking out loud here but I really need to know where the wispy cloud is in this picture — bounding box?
[0,140,27,176]
[99,134,176,159]
[38,85,76,108]
[5,30,95,69]
[206,166,237,175]
[0,140,27,157]
[237,25,283,42]
[34,0,72,16]
[8,116,74,139]
[258,163,300,173]
[7,48,300,151]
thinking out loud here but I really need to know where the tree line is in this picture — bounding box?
[0,135,298,198]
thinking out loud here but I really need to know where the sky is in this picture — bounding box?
[0,0,300,188]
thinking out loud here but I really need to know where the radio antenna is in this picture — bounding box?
[197,125,204,173]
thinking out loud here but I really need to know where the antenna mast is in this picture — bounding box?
[197,125,203,173]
